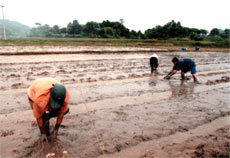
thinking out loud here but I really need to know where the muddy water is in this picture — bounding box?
[0,48,230,158]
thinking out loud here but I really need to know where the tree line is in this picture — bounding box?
[29,20,229,41]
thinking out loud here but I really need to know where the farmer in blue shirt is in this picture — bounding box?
[164,57,199,83]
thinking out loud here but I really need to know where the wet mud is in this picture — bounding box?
[0,46,229,158]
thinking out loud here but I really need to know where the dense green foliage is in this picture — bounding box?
[0,19,30,37]
[0,19,229,47]
[28,20,229,43]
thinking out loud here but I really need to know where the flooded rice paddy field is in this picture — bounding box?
[0,46,229,158]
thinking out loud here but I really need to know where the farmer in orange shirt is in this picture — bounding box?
[28,77,70,142]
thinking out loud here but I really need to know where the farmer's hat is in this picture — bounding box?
[50,84,66,109]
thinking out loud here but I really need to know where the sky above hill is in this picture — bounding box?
[1,0,229,32]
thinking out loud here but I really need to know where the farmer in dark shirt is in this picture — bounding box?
[164,57,199,83]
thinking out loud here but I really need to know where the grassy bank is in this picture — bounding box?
[0,38,229,50]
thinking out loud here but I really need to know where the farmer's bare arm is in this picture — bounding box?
[172,70,177,73]
[37,117,47,141]
[164,70,177,79]
[52,113,64,136]
[37,117,43,127]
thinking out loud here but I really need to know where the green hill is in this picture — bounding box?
[0,19,30,37]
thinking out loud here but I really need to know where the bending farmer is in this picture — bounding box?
[150,53,159,73]
[164,57,199,83]
[27,77,70,142]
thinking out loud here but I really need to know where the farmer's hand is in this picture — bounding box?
[51,124,60,138]
[194,80,200,84]
[49,129,58,142]
[41,134,48,142]
[163,76,170,80]
[51,129,58,137]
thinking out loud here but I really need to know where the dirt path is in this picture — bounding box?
[0,46,229,158]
